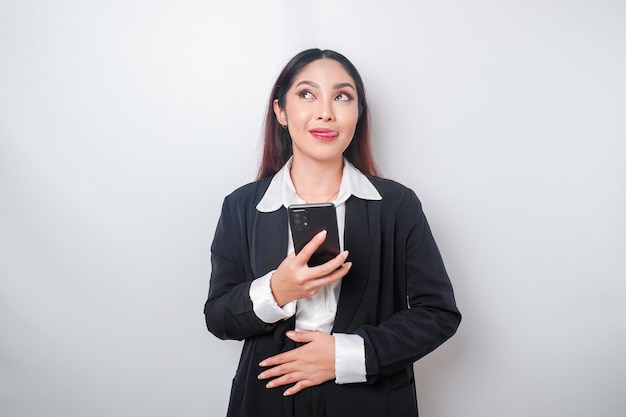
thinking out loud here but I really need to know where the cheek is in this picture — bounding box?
[286,108,311,128]
[342,110,360,133]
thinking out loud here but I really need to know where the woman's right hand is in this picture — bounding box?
[270,230,352,307]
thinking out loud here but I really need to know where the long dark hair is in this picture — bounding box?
[257,48,380,179]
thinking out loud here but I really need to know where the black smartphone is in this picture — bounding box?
[288,203,341,267]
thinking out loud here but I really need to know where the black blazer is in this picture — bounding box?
[204,175,461,417]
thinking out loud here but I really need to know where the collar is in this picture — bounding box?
[256,157,382,213]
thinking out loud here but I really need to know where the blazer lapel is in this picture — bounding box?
[251,207,288,278]
[333,196,373,333]
[249,207,296,346]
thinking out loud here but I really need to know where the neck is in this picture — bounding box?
[290,156,343,203]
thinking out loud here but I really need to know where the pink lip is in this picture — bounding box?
[309,128,339,142]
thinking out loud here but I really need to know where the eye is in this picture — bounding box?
[298,89,315,99]
[335,92,353,101]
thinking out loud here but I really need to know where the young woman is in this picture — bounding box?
[204,48,461,417]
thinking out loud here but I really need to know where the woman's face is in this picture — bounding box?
[274,58,360,166]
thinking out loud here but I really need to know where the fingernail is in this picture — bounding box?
[266,382,274,388]
[258,373,265,379]
[286,330,295,338]
[342,250,349,259]
[317,230,327,240]
[259,361,267,367]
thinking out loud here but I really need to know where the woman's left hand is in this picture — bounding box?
[258,331,335,396]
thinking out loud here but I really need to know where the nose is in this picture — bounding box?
[317,99,335,122]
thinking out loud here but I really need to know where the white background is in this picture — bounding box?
[1,1,625,416]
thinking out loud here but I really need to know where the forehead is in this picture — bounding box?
[292,58,355,86]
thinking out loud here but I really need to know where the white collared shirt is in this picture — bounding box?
[250,157,381,384]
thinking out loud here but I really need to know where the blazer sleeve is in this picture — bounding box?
[204,195,279,340]
[356,189,461,381]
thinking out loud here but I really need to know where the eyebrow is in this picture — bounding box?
[295,80,356,91]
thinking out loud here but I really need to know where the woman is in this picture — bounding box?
[204,48,461,417]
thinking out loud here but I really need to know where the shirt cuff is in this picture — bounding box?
[249,271,296,323]
[334,333,367,384]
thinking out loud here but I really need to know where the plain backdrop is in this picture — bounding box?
[1,1,625,416]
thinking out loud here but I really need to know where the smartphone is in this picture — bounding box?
[288,203,341,267]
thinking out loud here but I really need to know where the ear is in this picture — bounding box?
[273,99,287,127]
